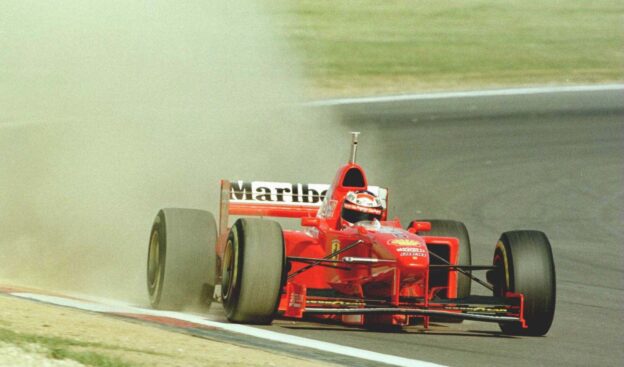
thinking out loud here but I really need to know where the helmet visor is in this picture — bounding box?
[341,202,382,224]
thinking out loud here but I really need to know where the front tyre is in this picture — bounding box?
[493,230,556,336]
[221,218,285,324]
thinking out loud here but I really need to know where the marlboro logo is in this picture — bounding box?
[229,180,389,208]
[230,181,329,204]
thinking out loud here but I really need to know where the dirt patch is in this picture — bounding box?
[0,294,336,367]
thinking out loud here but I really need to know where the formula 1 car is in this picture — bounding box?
[147,133,556,336]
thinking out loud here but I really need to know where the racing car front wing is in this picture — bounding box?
[284,282,527,328]
[301,305,522,324]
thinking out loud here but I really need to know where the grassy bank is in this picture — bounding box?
[0,294,338,367]
[0,327,135,367]
[268,0,624,96]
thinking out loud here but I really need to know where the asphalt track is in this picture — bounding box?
[4,87,623,367]
[254,86,624,366]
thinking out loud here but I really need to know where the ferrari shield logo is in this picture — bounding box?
[330,239,341,264]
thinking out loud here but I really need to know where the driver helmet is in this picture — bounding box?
[340,190,384,226]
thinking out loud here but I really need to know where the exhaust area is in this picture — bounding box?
[0,1,346,303]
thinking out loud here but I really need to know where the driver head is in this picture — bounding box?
[340,190,384,226]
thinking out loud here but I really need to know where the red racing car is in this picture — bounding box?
[147,133,556,336]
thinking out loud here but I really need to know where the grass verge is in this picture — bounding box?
[267,0,624,96]
[0,327,137,367]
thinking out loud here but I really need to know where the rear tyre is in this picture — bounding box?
[221,218,285,324]
[414,219,472,298]
[493,230,556,336]
[147,208,217,310]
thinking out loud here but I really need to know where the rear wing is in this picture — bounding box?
[218,180,387,241]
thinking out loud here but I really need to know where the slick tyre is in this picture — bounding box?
[147,208,217,311]
[415,219,472,298]
[221,218,285,324]
[493,230,556,336]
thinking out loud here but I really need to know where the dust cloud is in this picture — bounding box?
[0,1,347,303]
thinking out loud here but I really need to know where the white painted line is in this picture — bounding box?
[305,84,624,107]
[12,292,445,367]
[13,293,140,314]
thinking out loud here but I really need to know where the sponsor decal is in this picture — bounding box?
[343,202,382,215]
[289,291,304,308]
[230,181,328,204]
[377,226,409,238]
[396,247,425,253]
[396,246,427,257]
[284,282,306,318]
[387,239,422,247]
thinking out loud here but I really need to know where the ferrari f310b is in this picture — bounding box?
[147,133,556,335]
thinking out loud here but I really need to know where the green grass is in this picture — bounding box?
[0,327,146,367]
[267,0,624,95]
[48,349,132,367]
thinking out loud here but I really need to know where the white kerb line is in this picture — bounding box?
[12,292,446,367]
